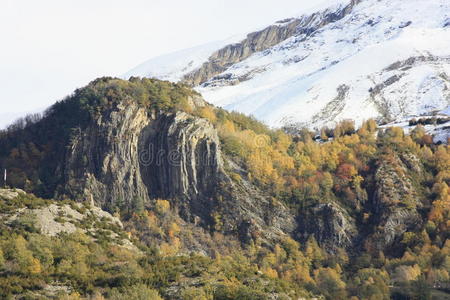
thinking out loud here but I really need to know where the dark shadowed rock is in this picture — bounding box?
[297,202,357,253]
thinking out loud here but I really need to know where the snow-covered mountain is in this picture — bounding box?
[125,0,450,129]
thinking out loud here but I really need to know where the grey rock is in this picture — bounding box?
[182,0,362,86]
[297,202,358,252]
[369,153,422,250]
[57,99,295,245]
[60,99,152,209]
[0,188,26,200]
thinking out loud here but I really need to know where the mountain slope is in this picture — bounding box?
[1,78,449,299]
[126,0,450,129]
[0,188,301,299]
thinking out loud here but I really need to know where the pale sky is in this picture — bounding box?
[0,0,331,128]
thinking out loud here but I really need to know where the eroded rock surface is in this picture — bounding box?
[369,153,422,251]
[57,99,295,245]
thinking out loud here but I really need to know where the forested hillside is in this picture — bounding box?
[0,77,449,299]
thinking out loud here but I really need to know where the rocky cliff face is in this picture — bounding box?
[58,97,295,245]
[55,95,427,252]
[138,111,222,218]
[368,153,423,252]
[182,0,361,86]
[60,99,152,209]
[297,202,358,252]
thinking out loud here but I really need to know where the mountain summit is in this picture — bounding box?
[126,0,450,129]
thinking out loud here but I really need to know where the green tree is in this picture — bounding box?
[314,267,347,300]
[410,276,431,300]
[109,284,162,300]
[13,235,41,274]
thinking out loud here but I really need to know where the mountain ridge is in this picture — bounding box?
[126,0,450,130]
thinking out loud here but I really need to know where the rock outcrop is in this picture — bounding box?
[0,188,134,249]
[138,111,222,220]
[297,202,358,253]
[368,153,423,251]
[57,97,295,245]
[0,188,26,200]
[182,0,361,86]
[60,99,152,209]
